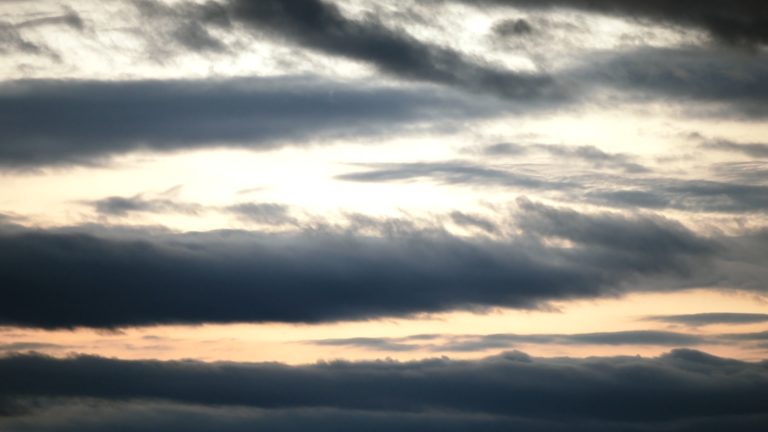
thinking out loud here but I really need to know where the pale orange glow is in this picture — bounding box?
[3,289,764,363]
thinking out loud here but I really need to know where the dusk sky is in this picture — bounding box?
[1,0,768,430]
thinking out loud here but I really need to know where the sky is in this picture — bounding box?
[1,0,768,430]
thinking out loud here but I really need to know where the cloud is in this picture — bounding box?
[336,161,572,190]
[311,337,422,352]
[721,331,768,342]
[226,0,561,100]
[477,142,530,156]
[590,178,768,213]
[449,211,499,234]
[0,22,49,57]
[6,402,767,432]
[572,47,768,118]
[337,159,768,213]
[474,143,649,173]
[226,203,297,226]
[309,330,714,353]
[0,77,502,168]
[86,189,296,224]
[532,145,649,173]
[494,18,534,36]
[124,0,562,100]
[0,7,83,60]
[88,195,203,217]
[708,162,768,186]
[15,8,84,32]
[1,349,767,428]
[0,202,724,328]
[0,342,67,352]
[132,0,233,55]
[702,140,768,158]
[646,313,768,327]
[514,198,716,257]
[478,0,768,47]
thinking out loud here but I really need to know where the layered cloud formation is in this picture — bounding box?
[1,350,768,431]
[1,1,767,431]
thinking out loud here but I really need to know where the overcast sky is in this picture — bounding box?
[1,1,767,431]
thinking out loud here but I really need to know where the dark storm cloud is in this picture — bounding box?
[226,0,561,100]
[477,0,768,46]
[647,313,768,326]
[0,77,501,168]
[1,349,767,425]
[0,202,720,328]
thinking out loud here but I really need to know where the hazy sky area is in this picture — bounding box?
[1,0,768,430]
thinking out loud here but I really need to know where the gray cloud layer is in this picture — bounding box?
[1,349,767,431]
[0,202,732,328]
[0,77,499,167]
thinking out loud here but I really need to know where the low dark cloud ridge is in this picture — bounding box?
[0,77,497,168]
[1,350,767,427]
[483,0,768,46]
[0,202,718,328]
[3,403,768,432]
